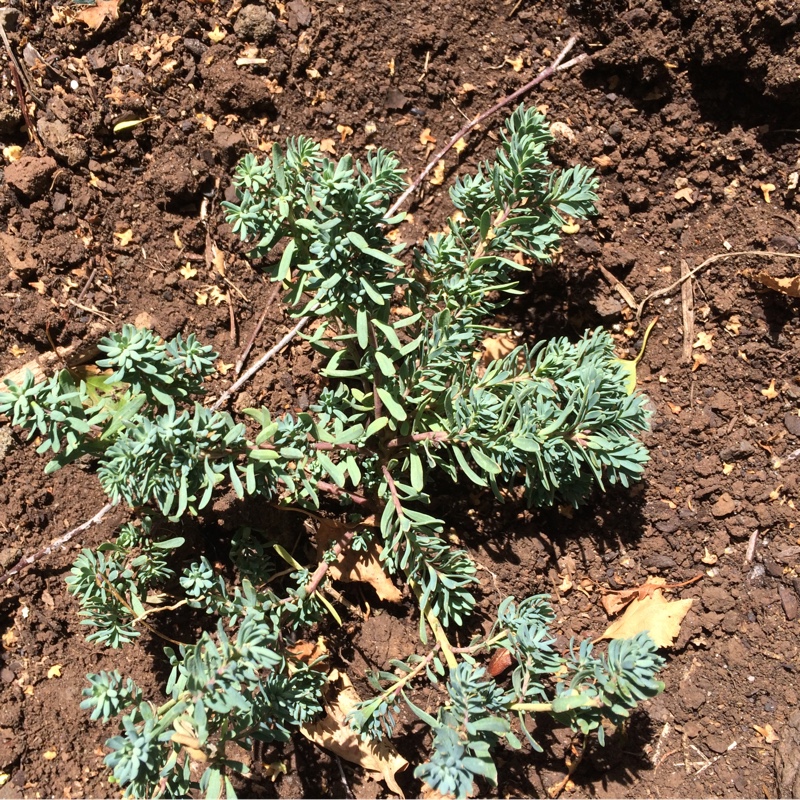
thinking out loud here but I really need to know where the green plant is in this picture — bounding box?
[0,105,662,798]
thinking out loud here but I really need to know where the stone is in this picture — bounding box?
[784,411,800,437]
[702,585,735,614]
[3,155,57,198]
[706,733,731,754]
[711,492,736,517]
[233,4,277,45]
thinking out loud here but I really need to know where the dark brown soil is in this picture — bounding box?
[1,0,799,797]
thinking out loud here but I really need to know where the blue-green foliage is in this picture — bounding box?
[0,106,663,799]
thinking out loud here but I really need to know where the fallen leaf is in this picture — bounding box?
[722,463,734,475]
[667,402,682,415]
[592,154,613,169]
[692,352,708,371]
[761,379,779,400]
[760,183,776,203]
[419,128,436,146]
[316,520,402,602]
[173,230,183,249]
[301,669,408,797]
[505,55,524,72]
[287,637,328,665]
[46,664,62,679]
[336,124,353,143]
[693,331,714,351]
[750,273,800,298]
[195,290,209,306]
[754,723,780,743]
[561,219,580,234]
[387,57,395,76]
[1,628,17,648]
[196,112,217,131]
[549,121,575,142]
[113,229,133,247]
[429,160,445,186]
[701,547,718,565]
[208,24,227,43]
[10,345,25,358]
[481,333,517,364]
[179,263,197,279]
[216,360,234,375]
[72,0,120,30]
[2,145,22,163]
[673,187,695,204]
[43,750,57,760]
[319,138,337,154]
[724,315,741,335]
[262,762,288,782]
[453,137,467,154]
[459,82,476,94]
[769,485,783,502]
[29,280,47,295]
[601,582,693,648]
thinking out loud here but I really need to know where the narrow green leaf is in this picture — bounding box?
[356,309,369,350]
[346,231,405,266]
[371,319,402,350]
[276,238,296,282]
[359,277,386,306]
[470,446,501,474]
[374,350,396,377]
[315,451,345,487]
[452,446,487,486]
[365,417,389,438]
[409,450,424,492]
[377,388,407,421]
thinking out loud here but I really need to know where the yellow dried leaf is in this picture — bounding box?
[667,402,682,415]
[505,55,524,72]
[601,587,693,648]
[208,25,227,43]
[453,137,467,154]
[195,291,209,306]
[1,628,17,647]
[113,229,133,247]
[316,520,402,603]
[209,286,227,306]
[561,219,580,234]
[592,154,613,169]
[725,315,741,335]
[761,379,779,399]
[701,547,718,565]
[753,723,780,743]
[173,230,183,249]
[301,669,408,797]
[72,0,120,30]
[722,463,734,475]
[692,352,708,371]
[46,664,62,679]
[429,160,445,186]
[419,128,436,145]
[693,331,714,351]
[769,485,783,501]
[481,333,517,364]
[760,183,776,204]
[751,273,800,298]
[319,138,337,154]
[196,112,217,131]
[43,750,57,760]
[262,762,288,782]
[29,280,47,295]
[387,57,395,76]
[306,67,321,79]
[216,360,234,375]
[2,145,23,163]
[336,124,353,143]
[179,263,197,279]
[10,345,25,358]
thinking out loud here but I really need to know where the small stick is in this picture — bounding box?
[227,291,237,345]
[680,258,694,362]
[635,250,800,322]
[210,315,311,410]
[0,19,44,150]
[0,502,114,587]
[596,262,637,309]
[386,34,586,218]
[234,282,281,377]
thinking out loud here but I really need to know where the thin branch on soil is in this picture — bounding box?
[0,19,44,150]
[680,259,695,362]
[234,282,281,376]
[595,262,637,310]
[635,250,800,322]
[386,34,586,218]
[0,502,114,587]
[210,315,311,410]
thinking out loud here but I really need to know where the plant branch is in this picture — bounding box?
[0,502,115,587]
[386,35,585,218]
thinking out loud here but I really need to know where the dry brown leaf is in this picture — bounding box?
[601,584,693,648]
[319,138,337,154]
[760,183,776,204]
[179,263,197,279]
[43,750,57,760]
[429,160,445,186]
[301,669,408,797]
[751,273,800,298]
[692,352,708,371]
[9,345,25,358]
[754,723,780,743]
[761,379,780,400]
[72,0,120,30]
[592,154,613,169]
[316,520,402,603]
[693,331,714,351]
[46,664,62,679]
[505,55,524,72]
[724,315,741,335]
[208,25,227,43]
[481,333,517,364]
[673,187,695,204]
[287,637,328,665]
[113,229,133,247]
[2,145,22,163]
[701,547,718,565]
[336,124,353,143]
[419,128,437,146]
[666,401,682,415]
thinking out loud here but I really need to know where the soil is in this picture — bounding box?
[1,0,799,798]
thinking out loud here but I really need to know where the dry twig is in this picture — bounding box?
[680,259,694,362]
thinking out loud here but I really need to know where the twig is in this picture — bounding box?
[234,282,281,377]
[0,19,44,150]
[386,35,586,218]
[680,259,694,362]
[210,315,311,410]
[635,250,800,322]
[0,502,114,586]
[548,737,587,798]
[596,262,637,310]
[744,529,759,564]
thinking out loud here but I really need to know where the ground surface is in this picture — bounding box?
[1,0,799,797]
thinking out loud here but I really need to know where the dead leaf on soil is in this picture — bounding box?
[453,137,468,155]
[759,183,776,204]
[336,124,353,143]
[505,55,524,72]
[113,229,133,247]
[207,24,227,43]
[429,159,445,186]
[754,723,780,744]
[46,664,62,679]
[750,273,800,298]
[693,331,714,351]
[301,669,408,797]
[70,0,120,30]
[600,578,694,648]
[43,750,57,760]
[691,351,708,371]
[320,138,337,154]
[481,333,517,364]
[419,128,436,146]
[673,187,695,204]
[316,520,402,603]
[761,379,780,400]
